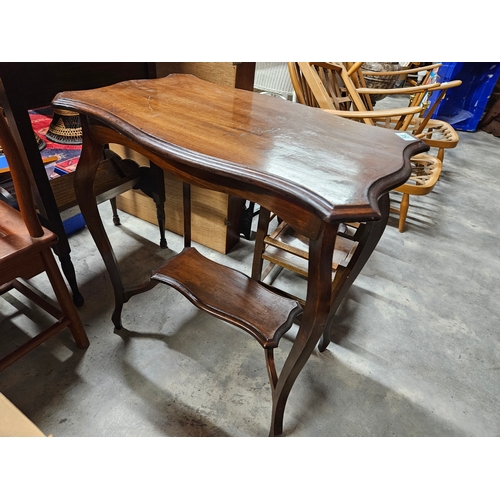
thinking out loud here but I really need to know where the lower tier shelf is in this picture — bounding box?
[152,247,303,348]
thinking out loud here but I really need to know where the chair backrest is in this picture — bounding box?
[289,62,448,132]
[349,62,462,130]
[352,62,443,108]
[343,62,442,112]
[0,108,44,238]
[412,79,463,134]
[289,62,365,112]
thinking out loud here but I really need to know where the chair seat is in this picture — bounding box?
[409,117,460,149]
[393,153,442,196]
[0,202,57,267]
[0,202,57,260]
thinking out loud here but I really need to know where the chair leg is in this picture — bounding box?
[399,193,410,232]
[251,206,271,281]
[41,248,89,349]
[437,148,444,164]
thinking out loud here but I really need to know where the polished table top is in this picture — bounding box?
[53,74,426,232]
[52,75,428,436]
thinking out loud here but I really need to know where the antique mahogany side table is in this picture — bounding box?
[52,75,427,436]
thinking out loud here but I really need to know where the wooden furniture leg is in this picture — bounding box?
[319,193,390,351]
[133,162,168,248]
[75,117,160,328]
[0,80,85,306]
[399,192,410,233]
[270,222,338,436]
[74,119,125,328]
[110,198,121,226]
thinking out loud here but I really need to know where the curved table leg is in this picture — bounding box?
[319,193,391,352]
[270,223,337,436]
[74,119,127,329]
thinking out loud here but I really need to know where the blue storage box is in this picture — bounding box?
[63,212,86,235]
[0,154,9,173]
[54,167,86,235]
[428,62,500,132]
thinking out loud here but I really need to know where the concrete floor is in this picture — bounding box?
[1,125,499,437]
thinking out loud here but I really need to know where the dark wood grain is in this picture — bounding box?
[54,75,425,232]
[52,74,428,436]
[152,247,302,348]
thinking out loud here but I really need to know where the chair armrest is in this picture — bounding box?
[361,63,442,77]
[356,82,440,95]
[323,106,423,120]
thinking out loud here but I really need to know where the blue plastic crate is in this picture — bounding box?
[428,62,500,132]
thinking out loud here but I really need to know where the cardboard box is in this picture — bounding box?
[0,393,46,437]
[115,162,243,254]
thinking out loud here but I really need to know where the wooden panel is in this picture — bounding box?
[155,62,238,88]
[0,393,46,437]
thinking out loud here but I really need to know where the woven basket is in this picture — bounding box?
[46,109,83,145]
[361,62,401,102]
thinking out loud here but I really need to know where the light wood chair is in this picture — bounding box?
[0,108,89,371]
[349,62,462,164]
[290,62,444,232]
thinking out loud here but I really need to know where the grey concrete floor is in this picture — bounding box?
[1,127,499,438]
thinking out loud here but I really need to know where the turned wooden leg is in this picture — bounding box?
[41,248,89,348]
[399,192,410,233]
[50,236,84,307]
[110,197,121,226]
[150,163,168,249]
[437,148,444,164]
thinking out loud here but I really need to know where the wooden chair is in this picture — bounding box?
[289,62,444,232]
[350,62,462,163]
[251,202,391,352]
[0,108,89,371]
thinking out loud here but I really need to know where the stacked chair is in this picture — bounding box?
[347,62,462,164]
[0,108,89,371]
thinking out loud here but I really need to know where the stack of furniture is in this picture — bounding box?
[287,62,461,231]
